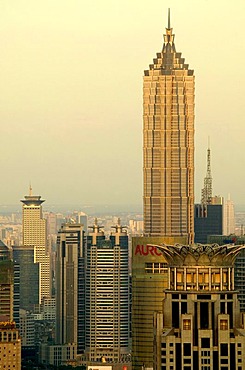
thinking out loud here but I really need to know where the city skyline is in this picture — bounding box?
[0,0,244,206]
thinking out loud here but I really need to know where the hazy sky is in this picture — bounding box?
[0,0,244,208]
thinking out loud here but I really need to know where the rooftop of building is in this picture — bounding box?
[151,243,245,266]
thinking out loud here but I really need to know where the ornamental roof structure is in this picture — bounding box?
[20,185,45,206]
[150,244,245,267]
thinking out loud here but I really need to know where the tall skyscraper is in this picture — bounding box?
[21,187,51,301]
[143,10,195,243]
[85,219,130,362]
[55,223,85,354]
[132,11,194,368]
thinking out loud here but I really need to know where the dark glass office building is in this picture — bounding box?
[194,204,223,244]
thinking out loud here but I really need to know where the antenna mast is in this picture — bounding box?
[201,139,212,204]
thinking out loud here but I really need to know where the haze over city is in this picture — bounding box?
[0,0,244,207]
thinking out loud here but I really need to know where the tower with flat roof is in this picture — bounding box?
[143,9,195,243]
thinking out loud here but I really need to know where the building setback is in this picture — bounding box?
[143,10,194,242]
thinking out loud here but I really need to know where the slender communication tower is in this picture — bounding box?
[201,139,212,204]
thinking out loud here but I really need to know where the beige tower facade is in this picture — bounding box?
[143,11,195,242]
[21,187,51,301]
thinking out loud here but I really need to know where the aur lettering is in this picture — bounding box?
[134,245,162,256]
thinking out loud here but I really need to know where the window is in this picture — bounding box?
[220,344,228,356]
[201,338,210,348]
[184,343,191,356]
[220,320,228,330]
[183,319,191,330]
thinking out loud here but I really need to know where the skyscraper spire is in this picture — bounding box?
[201,140,212,204]
[163,8,175,52]
[29,183,32,196]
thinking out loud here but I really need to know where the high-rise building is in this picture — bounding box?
[55,223,85,354]
[194,197,224,244]
[223,194,235,235]
[143,10,195,242]
[46,212,58,236]
[13,246,40,314]
[21,187,51,300]
[133,10,194,368]
[85,219,130,362]
[153,244,245,370]
[0,241,13,320]
[0,241,21,370]
[19,309,35,346]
